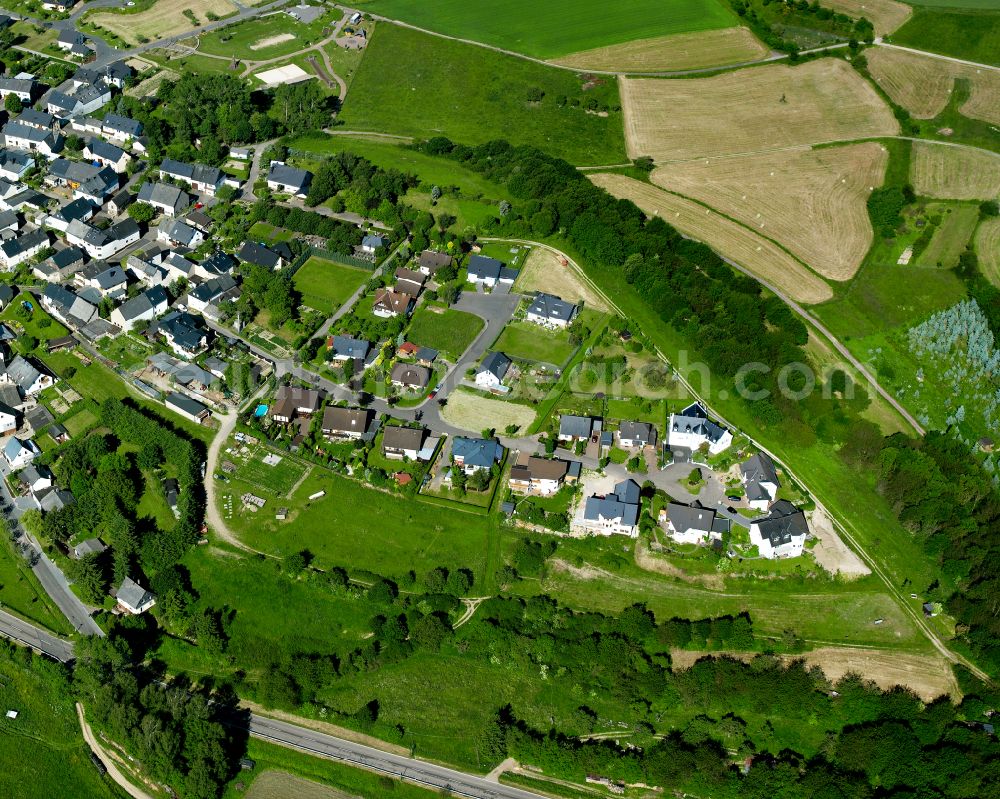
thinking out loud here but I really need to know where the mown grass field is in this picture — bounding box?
[337,24,627,166]
[358,0,736,59]
[88,0,237,46]
[909,141,1000,200]
[405,306,482,360]
[914,205,980,268]
[293,256,369,313]
[197,7,341,60]
[822,0,912,35]
[492,320,577,366]
[976,217,1000,287]
[440,388,537,432]
[893,7,1000,66]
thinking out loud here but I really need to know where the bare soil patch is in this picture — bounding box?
[634,539,726,590]
[910,141,1000,200]
[807,506,871,577]
[250,32,296,50]
[90,0,237,46]
[514,248,610,311]
[821,0,912,36]
[651,142,886,281]
[589,174,833,304]
[620,59,897,161]
[552,27,768,72]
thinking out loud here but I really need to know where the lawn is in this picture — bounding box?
[893,7,1000,66]
[913,205,980,268]
[405,306,483,360]
[197,7,342,60]
[492,321,576,366]
[136,470,176,532]
[0,544,74,635]
[293,256,370,314]
[337,24,627,166]
[357,0,736,59]
[0,292,68,343]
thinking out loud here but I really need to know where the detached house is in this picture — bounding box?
[0,78,36,105]
[43,197,94,233]
[451,436,503,474]
[372,288,413,319]
[109,285,168,330]
[186,274,239,315]
[321,406,374,440]
[165,392,211,424]
[382,425,427,461]
[270,384,324,423]
[740,452,780,511]
[2,121,62,159]
[558,414,595,442]
[668,402,732,456]
[115,577,156,615]
[0,229,48,269]
[509,454,579,496]
[0,150,33,181]
[237,241,285,270]
[617,421,657,449]
[3,437,39,470]
[3,355,55,396]
[330,335,371,364]
[580,479,641,538]
[65,218,139,260]
[159,158,225,196]
[266,161,311,197]
[155,311,209,358]
[417,249,452,277]
[394,267,425,297]
[749,500,808,559]
[41,283,98,326]
[467,254,517,288]
[102,113,142,143]
[84,139,130,173]
[475,351,511,391]
[389,362,430,391]
[526,292,578,329]
[662,501,730,545]
[360,234,388,254]
[158,218,203,248]
[137,181,188,217]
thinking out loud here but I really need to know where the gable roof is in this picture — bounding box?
[382,425,426,452]
[115,285,167,323]
[559,414,593,438]
[670,402,728,445]
[138,181,186,211]
[467,254,504,280]
[479,351,511,381]
[510,455,569,483]
[237,241,282,269]
[267,161,311,191]
[102,113,142,137]
[528,292,577,323]
[390,362,430,389]
[753,500,809,547]
[418,249,452,272]
[116,576,154,609]
[331,335,370,360]
[452,436,501,468]
[322,406,373,434]
[619,420,655,445]
[160,158,223,187]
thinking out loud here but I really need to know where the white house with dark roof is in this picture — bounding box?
[526,292,578,329]
[558,414,595,442]
[66,218,139,260]
[579,479,641,538]
[749,500,808,559]
[84,139,130,173]
[451,436,503,474]
[0,78,36,104]
[156,311,209,358]
[2,355,55,396]
[115,577,156,614]
[382,425,427,461]
[137,181,188,216]
[266,161,311,197]
[0,150,33,181]
[157,218,203,248]
[321,406,374,440]
[102,113,142,142]
[34,247,85,282]
[165,391,211,423]
[668,402,732,455]
[237,241,284,270]
[740,452,780,511]
[618,421,657,449]
[467,254,516,288]
[360,234,389,254]
[43,197,94,233]
[110,286,168,330]
[661,500,730,545]
[159,158,225,196]
[0,400,17,435]
[3,121,62,159]
[3,436,39,470]
[330,335,371,363]
[41,282,98,326]
[475,351,511,391]
[0,229,48,269]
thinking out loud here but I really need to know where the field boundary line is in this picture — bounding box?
[875,41,1000,75]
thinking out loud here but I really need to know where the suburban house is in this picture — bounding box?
[158,218,204,248]
[107,188,133,218]
[394,267,426,297]
[0,229,48,269]
[2,356,55,397]
[76,261,129,300]
[155,311,209,358]
[360,234,388,254]
[72,537,106,559]
[372,288,414,318]
[266,161,311,197]
[46,158,118,204]
[749,500,809,559]
[43,197,94,233]
[18,463,52,493]
[2,120,63,159]
[321,406,374,440]
[200,249,236,276]
[475,351,511,391]
[109,285,168,330]
[146,353,214,391]
[662,500,730,545]
[137,181,188,216]
[56,30,86,53]
[83,138,130,173]
[466,254,517,288]
[37,487,75,512]
[580,479,642,538]
[159,158,226,196]
[24,404,54,434]
[102,113,142,143]
[382,425,427,461]
[329,335,371,363]
[46,82,111,117]
[115,577,156,615]
[618,421,657,449]
[164,392,211,424]
[65,218,140,260]
[558,414,596,442]
[186,274,239,314]
[0,77,36,105]
[526,292,578,329]
[0,150,33,181]
[3,437,39,470]
[389,362,430,391]
[509,454,580,496]
[270,385,324,423]
[668,402,733,455]
[0,283,12,309]
[41,283,98,326]
[0,209,18,235]
[740,452,780,511]
[451,436,503,474]
[0,400,17,435]
[418,249,452,277]
[237,241,285,270]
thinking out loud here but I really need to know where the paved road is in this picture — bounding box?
[248,714,547,799]
[0,608,74,661]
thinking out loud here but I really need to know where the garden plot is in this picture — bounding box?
[651,142,887,281]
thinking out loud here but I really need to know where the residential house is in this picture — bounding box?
[75,261,128,300]
[321,406,374,440]
[83,138,130,173]
[389,362,430,391]
[200,250,236,276]
[360,234,388,254]
[72,537,106,559]
[417,249,452,277]
[749,500,808,559]
[740,452,780,511]
[146,352,214,391]
[46,82,110,118]
[56,30,86,53]
[2,355,55,396]
[668,402,733,456]
[509,454,578,496]
[0,150,33,181]
[102,113,142,143]
[0,209,19,235]
[416,347,438,367]
[372,288,413,318]
[155,311,209,358]
[165,391,211,424]
[185,210,213,234]
[159,158,225,196]
[451,436,503,474]
[662,501,730,545]
[34,246,84,281]
[15,109,56,132]
[381,425,427,461]
[237,241,284,270]
[65,218,140,260]
[0,400,17,435]
[0,284,12,309]
[526,292,578,329]
[18,463,52,493]
[69,116,103,137]
[41,283,98,326]
[203,356,228,381]
[558,414,595,442]
[186,274,239,315]
[44,196,95,233]
[467,254,517,288]
[394,267,425,297]
[476,351,511,391]
[5,188,48,217]
[137,181,188,216]
[109,285,168,330]
[106,188,133,218]
[617,421,657,449]
[0,228,48,269]
[270,384,324,423]
[329,335,371,363]
[115,577,156,615]
[0,78,36,105]
[2,121,62,159]
[37,487,75,512]
[266,161,311,197]
[230,147,251,161]
[3,437,39,470]
[157,218,203,248]
[45,158,118,204]
[580,479,642,538]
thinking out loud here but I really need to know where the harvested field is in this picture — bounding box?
[915,205,980,269]
[867,46,1000,125]
[590,174,833,303]
[440,389,537,433]
[552,27,768,72]
[513,248,610,311]
[651,142,886,281]
[976,217,1000,287]
[670,647,958,700]
[89,0,238,46]
[245,770,355,799]
[821,0,912,36]
[620,59,897,161]
[910,141,1000,200]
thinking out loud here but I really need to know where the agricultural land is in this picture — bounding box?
[893,6,1000,66]
[821,0,913,35]
[977,217,1000,286]
[909,140,1000,200]
[87,0,238,47]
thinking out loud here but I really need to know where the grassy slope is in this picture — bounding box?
[0,545,74,635]
[358,0,735,58]
[337,24,627,166]
[892,7,1000,66]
